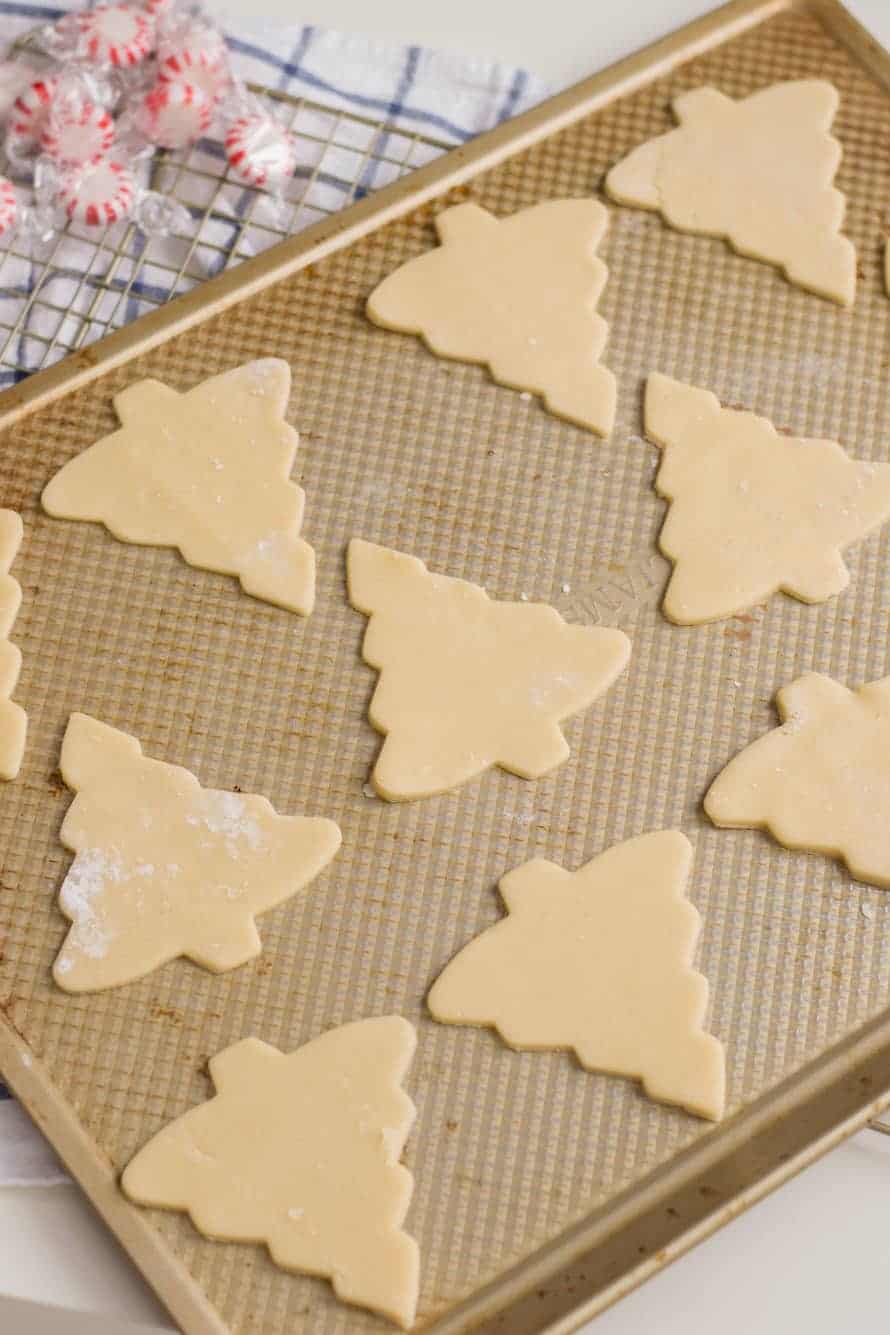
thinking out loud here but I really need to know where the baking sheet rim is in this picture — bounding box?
[1,1,889,1332]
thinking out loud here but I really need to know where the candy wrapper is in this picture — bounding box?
[224,106,298,188]
[36,3,154,70]
[0,1,298,247]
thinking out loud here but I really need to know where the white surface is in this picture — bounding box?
[3,0,890,1331]
[228,0,887,86]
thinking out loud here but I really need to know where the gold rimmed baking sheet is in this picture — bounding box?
[1,2,890,1332]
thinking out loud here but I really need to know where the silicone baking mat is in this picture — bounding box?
[1,2,889,1331]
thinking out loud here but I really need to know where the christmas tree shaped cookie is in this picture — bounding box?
[428,831,724,1120]
[42,359,316,614]
[644,373,890,624]
[606,80,856,304]
[706,673,890,889]
[0,510,26,781]
[367,199,617,436]
[348,539,631,801]
[123,1017,420,1328]
[52,713,341,992]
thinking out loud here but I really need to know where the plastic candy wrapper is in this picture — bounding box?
[132,76,212,148]
[39,153,189,234]
[0,59,43,123]
[36,4,154,70]
[224,105,298,188]
[155,14,231,102]
[0,0,300,248]
[0,175,17,237]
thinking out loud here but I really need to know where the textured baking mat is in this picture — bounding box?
[1,3,890,1332]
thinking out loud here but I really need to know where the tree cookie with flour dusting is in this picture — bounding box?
[348,539,630,801]
[52,713,341,992]
[606,80,856,304]
[42,358,316,614]
[367,199,617,436]
[645,373,890,625]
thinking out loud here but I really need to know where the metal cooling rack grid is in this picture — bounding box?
[0,40,452,386]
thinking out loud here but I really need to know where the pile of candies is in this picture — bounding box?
[0,1,300,242]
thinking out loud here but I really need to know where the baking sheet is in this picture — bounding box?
[1,2,890,1332]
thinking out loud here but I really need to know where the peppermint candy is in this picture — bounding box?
[224,113,297,188]
[6,75,58,155]
[157,41,229,102]
[42,101,115,168]
[137,79,211,149]
[60,159,135,226]
[75,5,154,68]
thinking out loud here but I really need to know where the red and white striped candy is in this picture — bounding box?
[76,5,153,68]
[0,61,42,126]
[137,79,211,148]
[224,114,297,187]
[0,176,17,237]
[6,75,58,154]
[157,42,228,102]
[41,101,114,168]
[59,159,135,226]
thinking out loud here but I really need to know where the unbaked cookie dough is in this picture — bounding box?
[606,80,856,305]
[123,1017,420,1328]
[706,673,890,889]
[42,358,316,614]
[0,509,26,781]
[53,713,341,992]
[367,199,617,437]
[645,373,890,625]
[428,831,724,1120]
[348,539,631,801]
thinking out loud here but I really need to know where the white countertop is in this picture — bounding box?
[3,1,889,1332]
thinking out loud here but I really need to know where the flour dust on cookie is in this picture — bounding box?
[42,358,316,614]
[367,199,617,436]
[347,539,630,801]
[52,712,341,991]
[644,373,890,624]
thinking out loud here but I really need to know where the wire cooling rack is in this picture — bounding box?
[0,35,452,387]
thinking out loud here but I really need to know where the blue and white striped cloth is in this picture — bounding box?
[0,2,544,1182]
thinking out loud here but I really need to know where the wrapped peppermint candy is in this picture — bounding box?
[47,151,189,236]
[134,77,212,148]
[224,110,298,188]
[42,94,116,168]
[42,4,154,69]
[156,17,230,102]
[58,157,136,225]
[5,74,59,164]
